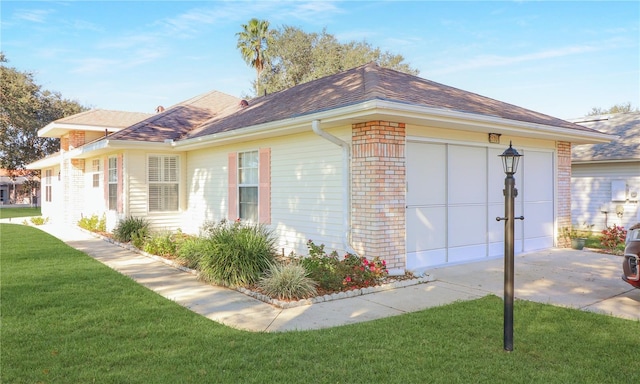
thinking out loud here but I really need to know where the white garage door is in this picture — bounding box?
[406,141,554,270]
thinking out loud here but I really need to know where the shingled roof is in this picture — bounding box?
[108,90,240,142]
[183,62,594,140]
[55,109,153,128]
[571,112,640,162]
[106,62,601,144]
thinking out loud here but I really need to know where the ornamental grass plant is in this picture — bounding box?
[196,220,277,287]
[257,262,318,300]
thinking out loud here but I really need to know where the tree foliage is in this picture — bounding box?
[236,18,273,96]
[238,24,419,96]
[587,102,638,116]
[0,53,87,174]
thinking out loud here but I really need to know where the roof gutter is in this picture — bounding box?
[311,120,359,256]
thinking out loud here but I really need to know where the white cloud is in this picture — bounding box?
[13,8,53,23]
[430,44,599,76]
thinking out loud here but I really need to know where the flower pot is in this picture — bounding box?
[571,238,586,250]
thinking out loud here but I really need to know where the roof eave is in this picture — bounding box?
[177,99,614,149]
[38,122,123,138]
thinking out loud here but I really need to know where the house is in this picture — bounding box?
[27,109,154,220]
[570,112,640,231]
[27,63,612,274]
[0,169,38,206]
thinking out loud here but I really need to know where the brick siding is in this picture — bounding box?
[557,141,572,247]
[351,121,406,271]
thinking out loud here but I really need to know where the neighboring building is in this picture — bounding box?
[0,169,38,205]
[27,63,612,274]
[571,112,640,231]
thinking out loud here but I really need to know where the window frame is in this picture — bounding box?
[108,156,118,210]
[147,154,179,212]
[237,150,259,222]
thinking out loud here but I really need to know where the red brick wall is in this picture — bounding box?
[68,131,86,149]
[351,121,406,271]
[557,141,572,247]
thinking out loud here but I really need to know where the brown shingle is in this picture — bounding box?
[108,90,240,142]
[56,109,153,128]
[572,112,640,162]
[184,62,592,140]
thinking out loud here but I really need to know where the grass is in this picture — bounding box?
[0,206,41,219]
[2,223,639,383]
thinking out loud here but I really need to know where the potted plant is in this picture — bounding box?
[561,224,593,250]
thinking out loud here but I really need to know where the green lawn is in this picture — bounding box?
[2,223,638,383]
[0,206,41,219]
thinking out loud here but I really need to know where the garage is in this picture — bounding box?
[406,140,555,270]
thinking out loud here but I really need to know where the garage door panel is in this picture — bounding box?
[406,142,446,206]
[448,205,487,247]
[523,151,553,201]
[406,206,446,252]
[523,201,554,238]
[449,146,487,204]
[407,249,447,269]
[449,244,488,264]
[488,148,507,204]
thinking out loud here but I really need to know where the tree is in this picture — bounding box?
[0,53,87,175]
[587,102,638,116]
[240,24,419,96]
[236,18,273,96]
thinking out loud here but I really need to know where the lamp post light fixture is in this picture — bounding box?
[496,141,524,352]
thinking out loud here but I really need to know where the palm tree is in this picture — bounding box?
[236,18,272,96]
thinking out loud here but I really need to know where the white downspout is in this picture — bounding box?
[311,120,359,255]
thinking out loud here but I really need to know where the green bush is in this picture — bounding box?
[197,220,276,287]
[176,236,213,269]
[29,216,48,225]
[143,231,174,256]
[78,214,106,232]
[113,216,149,243]
[257,262,317,300]
[301,240,389,292]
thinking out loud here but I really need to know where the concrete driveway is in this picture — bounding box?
[429,248,640,321]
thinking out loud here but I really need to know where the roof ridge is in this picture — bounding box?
[363,61,385,100]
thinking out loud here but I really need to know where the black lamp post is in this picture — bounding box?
[496,141,524,352]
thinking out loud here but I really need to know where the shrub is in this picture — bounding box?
[600,225,627,254]
[176,236,213,269]
[300,242,344,291]
[197,220,277,287]
[29,216,48,225]
[301,240,389,292]
[144,231,176,257]
[257,262,317,300]
[113,216,149,243]
[78,214,106,232]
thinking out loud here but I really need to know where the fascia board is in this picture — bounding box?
[69,139,175,159]
[38,122,122,138]
[26,153,62,169]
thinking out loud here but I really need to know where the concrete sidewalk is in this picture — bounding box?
[25,223,640,331]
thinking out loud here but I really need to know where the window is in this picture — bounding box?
[148,155,178,212]
[45,169,52,202]
[108,156,117,210]
[238,151,258,221]
[92,159,101,188]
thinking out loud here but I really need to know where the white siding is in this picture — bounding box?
[125,150,186,232]
[572,162,640,230]
[185,130,348,257]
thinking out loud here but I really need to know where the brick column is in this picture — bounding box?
[557,141,572,247]
[351,121,406,273]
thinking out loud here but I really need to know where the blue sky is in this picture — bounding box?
[2,1,638,119]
